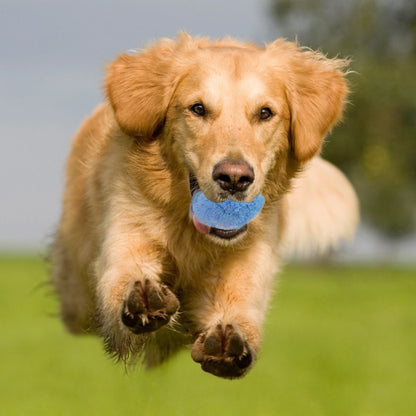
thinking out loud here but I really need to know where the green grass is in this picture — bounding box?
[1,256,415,416]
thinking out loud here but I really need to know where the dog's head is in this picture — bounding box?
[105,34,349,241]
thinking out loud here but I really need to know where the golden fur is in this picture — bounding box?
[50,33,358,379]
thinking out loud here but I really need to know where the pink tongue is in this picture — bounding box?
[192,215,211,234]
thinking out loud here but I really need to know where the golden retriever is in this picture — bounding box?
[50,33,359,379]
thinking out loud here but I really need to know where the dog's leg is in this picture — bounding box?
[189,239,279,378]
[95,224,179,361]
[50,233,95,334]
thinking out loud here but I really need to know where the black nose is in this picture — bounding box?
[212,160,255,194]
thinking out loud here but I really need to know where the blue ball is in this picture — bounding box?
[191,191,265,230]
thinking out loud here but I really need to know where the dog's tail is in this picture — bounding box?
[279,157,360,258]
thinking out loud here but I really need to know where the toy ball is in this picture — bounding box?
[190,190,265,232]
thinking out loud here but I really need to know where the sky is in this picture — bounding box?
[1,0,414,261]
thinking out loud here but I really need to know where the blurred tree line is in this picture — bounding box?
[270,0,416,237]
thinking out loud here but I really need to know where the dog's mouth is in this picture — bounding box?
[192,215,248,240]
[189,174,248,241]
[189,174,200,197]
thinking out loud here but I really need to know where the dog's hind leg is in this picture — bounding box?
[49,234,96,334]
[142,327,191,368]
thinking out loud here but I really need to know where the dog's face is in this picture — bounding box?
[166,50,291,204]
[106,34,348,242]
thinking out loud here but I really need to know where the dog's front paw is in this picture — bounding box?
[121,279,179,334]
[191,324,254,379]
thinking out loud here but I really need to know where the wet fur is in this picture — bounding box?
[50,34,358,378]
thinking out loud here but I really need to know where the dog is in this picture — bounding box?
[50,33,359,379]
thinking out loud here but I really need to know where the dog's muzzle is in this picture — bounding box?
[189,174,250,241]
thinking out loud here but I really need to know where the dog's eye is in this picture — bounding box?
[259,107,274,121]
[190,103,206,117]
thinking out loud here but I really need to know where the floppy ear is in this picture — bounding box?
[268,40,349,162]
[105,38,178,138]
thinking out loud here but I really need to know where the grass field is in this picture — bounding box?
[1,256,415,416]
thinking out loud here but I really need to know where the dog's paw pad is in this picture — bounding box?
[191,324,253,379]
[121,279,179,334]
